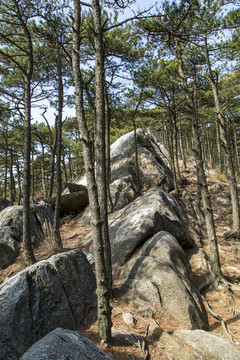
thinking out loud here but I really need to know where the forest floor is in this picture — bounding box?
[1,161,240,359]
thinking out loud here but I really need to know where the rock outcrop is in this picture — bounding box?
[110,128,174,209]
[20,328,112,360]
[77,128,174,216]
[45,189,89,212]
[0,197,11,212]
[0,250,96,359]
[0,226,19,270]
[82,186,193,272]
[0,202,54,269]
[117,231,208,329]
[172,329,240,359]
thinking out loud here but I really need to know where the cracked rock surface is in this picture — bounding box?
[0,250,96,360]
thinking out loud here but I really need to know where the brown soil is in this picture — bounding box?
[1,161,240,359]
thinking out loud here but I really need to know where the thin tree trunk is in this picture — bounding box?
[205,37,240,238]
[175,36,221,279]
[53,40,63,250]
[13,0,36,265]
[179,118,186,168]
[15,154,22,205]
[72,0,111,345]
[104,86,114,212]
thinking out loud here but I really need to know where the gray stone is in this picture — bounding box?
[45,190,89,212]
[0,250,96,359]
[110,129,174,209]
[0,205,42,246]
[118,231,208,330]
[82,187,193,272]
[62,182,88,195]
[122,312,136,326]
[111,328,139,347]
[157,330,195,360]
[32,201,54,240]
[110,176,136,209]
[173,329,240,360]
[20,328,112,360]
[0,226,19,269]
[79,206,91,227]
[0,197,11,212]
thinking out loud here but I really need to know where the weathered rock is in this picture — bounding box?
[173,329,240,360]
[0,205,42,246]
[0,250,96,359]
[122,312,136,326]
[117,231,208,330]
[62,182,88,195]
[110,176,136,209]
[31,201,54,240]
[0,202,55,269]
[157,330,195,360]
[79,206,91,227]
[190,248,210,274]
[111,328,139,347]
[82,187,193,272]
[45,190,89,212]
[0,226,19,269]
[20,328,112,360]
[0,197,11,212]
[110,129,174,209]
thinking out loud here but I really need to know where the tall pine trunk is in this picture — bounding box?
[72,0,111,345]
[205,37,240,238]
[175,36,221,279]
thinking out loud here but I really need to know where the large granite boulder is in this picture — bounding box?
[0,250,96,359]
[173,329,240,359]
[117,231,208,330]
[0,197,11,212]
[0,226,19,270]
[45,190,89,212]
[62,182,88,195]
[77,128,173,215]
[82,187,193,272]
[20,328,112,360]
[110,128,174,209]
[0,202,54,269]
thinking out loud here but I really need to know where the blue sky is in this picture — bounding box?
[32,0,159,125]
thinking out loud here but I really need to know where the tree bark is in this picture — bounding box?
[205,36,240,238]
[72,0,111,345]
[175,36,221,279]
[53,39,63,250]
[13,0,36,265]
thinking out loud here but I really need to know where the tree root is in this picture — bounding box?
[224,229,240,240]
[202,295,234,344]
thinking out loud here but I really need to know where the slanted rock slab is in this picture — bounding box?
[82,186,193,272]
[117,231,208,330]
[20,328,112,360]
[173,329,240,360]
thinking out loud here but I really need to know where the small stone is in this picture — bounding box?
[122,312,136,326]
[148,319,162,336]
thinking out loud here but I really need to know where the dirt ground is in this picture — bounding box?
[1,162,240,359]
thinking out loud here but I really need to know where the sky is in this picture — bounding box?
[31,0,159,126]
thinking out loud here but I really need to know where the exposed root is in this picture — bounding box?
[224,229,240,240]
[202,296,234,344]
